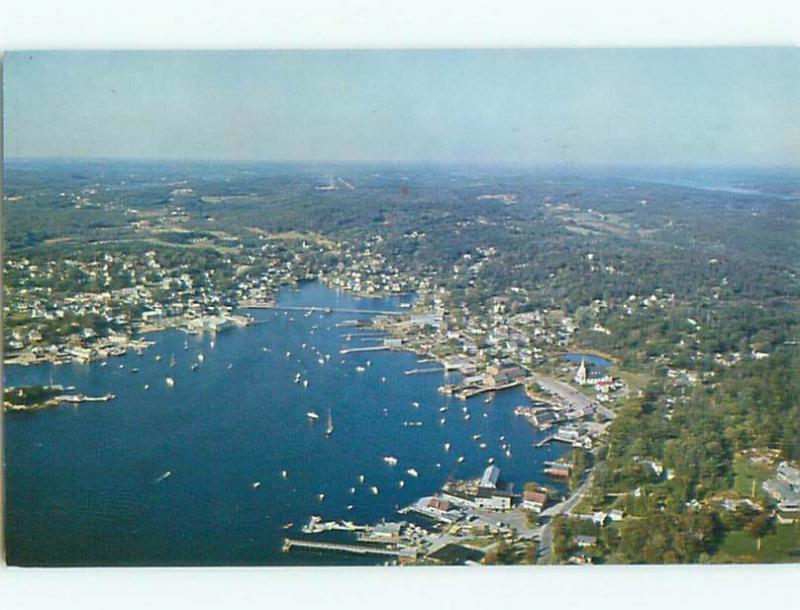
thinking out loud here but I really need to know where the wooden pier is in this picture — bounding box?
[404,367,443,375]
[282,538,410,558]
[242,304,404,316]
[339,346,390,355]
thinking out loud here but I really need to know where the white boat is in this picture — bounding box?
[439,418,446,426]
[318,493,325,502]
[281,470,288,479]
[381,377,386,383]
[325,410,334,437]
[383,456,398,466]
[355,366,366,373]
[370,486,379,495]
[294,374,301,384]
[197,353,204,363]
[307,411,320,420]
[303,380,309,388]
[165,377,175,387]
[349,487,356,494]
[210,340,215,349]
[318,358,325,365]
[100,361,107,367]
[406,468,419,478]
[473,434,482,440]
[411,401,420,408]
[155,355,162,361]
[144,384,150,390]
[227,363,233,370]
[366,360,371,367]
[358,474,365,484]
[479,442,487,449]
[155,470,171,482]
[251,481,261,489]
[444,443,451,452]
[464,414,471,421]
[438,407,448,413]
[398,480,405,488]
[286,351,291,358]
[346,505,353,510]
[487,457,495,465]
[457,456,466,463]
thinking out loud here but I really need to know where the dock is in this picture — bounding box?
[242,304,404,316]
[404,368,443,375]
[339,346,390,355]
[282,538,414,558]
[458,380,521,399]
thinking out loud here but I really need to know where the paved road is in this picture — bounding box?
[535,472,593,563]
[528,373,594,410]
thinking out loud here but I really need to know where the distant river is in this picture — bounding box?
[3,281,566,566]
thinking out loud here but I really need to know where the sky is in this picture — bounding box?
[3,49,799,166]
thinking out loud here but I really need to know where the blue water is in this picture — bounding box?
[3,281,566,566]
[564,353,612,368]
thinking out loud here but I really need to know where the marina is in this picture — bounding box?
[4,281,568,566]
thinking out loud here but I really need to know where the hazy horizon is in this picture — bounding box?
[4,49,799,167]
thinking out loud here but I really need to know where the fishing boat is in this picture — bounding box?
[325,410,334,437]
[398,480,405,488]
[294,373,301,384]
[349,487,356,494]
[197,353,204,363]
[411,401,420,408]
[155,355,162,361]
[165,377,175,387]
[282,522,293,530]
[318,493,325,502]
[303,380,309,388]
[155,470,171,482]
[358,474,365,484]
[144,384,150,390]
[479,442,487,449]
[473,434,482,440]
[438,406,448,413]
[307,411,320,420]
[383,456,398,466]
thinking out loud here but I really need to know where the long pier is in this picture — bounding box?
[339,346,390,355]
[282,538,405,557]
[241,303,404,316]
[404,368,443,375]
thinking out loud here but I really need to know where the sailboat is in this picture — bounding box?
[325,409,334,437]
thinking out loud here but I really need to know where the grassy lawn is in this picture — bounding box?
[732,455,773,501]
[713,524,800,563]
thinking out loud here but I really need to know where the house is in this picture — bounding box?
[575,535,597,548]
[522,490,548,513]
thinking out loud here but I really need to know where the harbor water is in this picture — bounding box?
[3,281,567,566]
